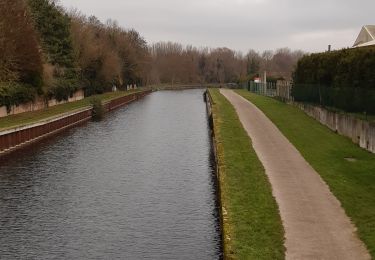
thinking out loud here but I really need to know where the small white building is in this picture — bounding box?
[353,25,375,48]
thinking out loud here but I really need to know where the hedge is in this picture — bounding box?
[0,83,37,113]
[292,46,375,114]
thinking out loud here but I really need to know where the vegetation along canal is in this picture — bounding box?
[0,89,222,259]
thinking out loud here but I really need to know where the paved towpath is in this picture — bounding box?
[220,89,370,260]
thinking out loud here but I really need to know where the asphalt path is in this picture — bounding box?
[220,89,370,260]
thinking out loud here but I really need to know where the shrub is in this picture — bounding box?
[27,0,76,67]
[0,83,37,113]
[90,97,105,121]
[293,46,375,114]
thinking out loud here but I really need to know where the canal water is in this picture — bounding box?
[0,90,222,259]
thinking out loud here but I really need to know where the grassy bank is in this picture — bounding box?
[0,90,141,131]
[236,89,375,257]
[208,89,285,259]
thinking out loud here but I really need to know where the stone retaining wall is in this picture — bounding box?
[296,103,375,153]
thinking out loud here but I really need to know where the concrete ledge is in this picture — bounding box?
[0,107,92,136]
[204,89,225,257]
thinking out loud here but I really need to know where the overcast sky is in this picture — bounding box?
[59,0,374,53]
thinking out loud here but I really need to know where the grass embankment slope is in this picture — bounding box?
[209,89,285,259]
[0,90,141,131]
[236,89,375,257]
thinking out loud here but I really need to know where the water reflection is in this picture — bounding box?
[0,89,222,259]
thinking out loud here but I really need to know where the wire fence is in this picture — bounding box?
[292,84,375,114]
[240,80,375,153]
[242,81,292,101]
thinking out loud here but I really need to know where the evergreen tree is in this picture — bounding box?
[27,0,75,67]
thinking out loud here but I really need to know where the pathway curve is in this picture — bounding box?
[220,89,370,260]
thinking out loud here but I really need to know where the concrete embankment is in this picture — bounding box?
[204,90,225,258]
[0,90,151,156]
[205,89,286,259]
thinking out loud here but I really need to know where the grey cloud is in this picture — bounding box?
[59,0,374,52]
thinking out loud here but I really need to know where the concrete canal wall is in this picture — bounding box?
[204,90,225,257]
[296,103,375,153]
[0,90,152,156]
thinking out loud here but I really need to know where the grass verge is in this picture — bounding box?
[0,90,141,131]
[236,89,375,257]
[209,89,285,259]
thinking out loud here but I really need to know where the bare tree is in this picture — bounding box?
[0,0,42,83]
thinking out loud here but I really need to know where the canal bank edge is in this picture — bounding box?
[204,89,225,259]
[205,88,285,259]
[0,90,152,157]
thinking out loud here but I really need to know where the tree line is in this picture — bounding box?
[148,43,304,85]
[0,0,303,111]
[0,0,150,111]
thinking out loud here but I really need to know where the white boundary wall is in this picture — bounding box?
[0,89,84,118]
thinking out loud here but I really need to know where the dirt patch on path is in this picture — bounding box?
[220,89,370,260]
